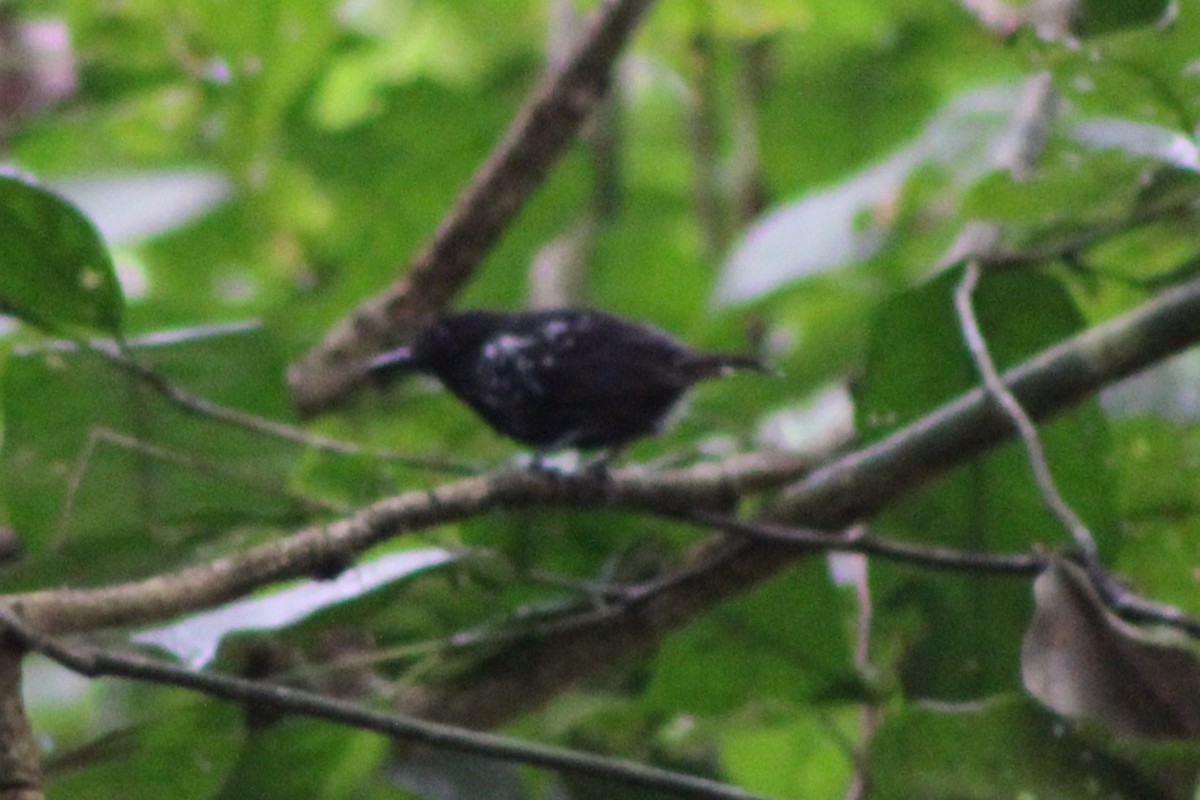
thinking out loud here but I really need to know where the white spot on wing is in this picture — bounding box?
[483,334,534,360]
[543,319,570,338]
[480,333,544,399]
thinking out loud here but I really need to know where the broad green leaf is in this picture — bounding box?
[0,323,308,586]
[1107,414,1200,619]
[866,696,1200,800]
[0,172,123,335]
[962,152,1156,226]
[1077,0,1173,37]
[45,700,241,800]
[719,709,857,800]
[1049,12,1200,135]
[644,559,859,713]
[214,718,387,800]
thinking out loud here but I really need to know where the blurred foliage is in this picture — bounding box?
[0,0,1199,798]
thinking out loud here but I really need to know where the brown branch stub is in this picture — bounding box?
[0,648,42,799]
[286,0,659,416]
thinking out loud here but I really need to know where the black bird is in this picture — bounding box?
[365,308,767,453]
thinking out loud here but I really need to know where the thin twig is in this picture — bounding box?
[682,510,1047,575]
[72,336,482,475]
[0,608,764,800]
[685,510,1200,637]
[953,261,1099,560]
[53,426,346,546]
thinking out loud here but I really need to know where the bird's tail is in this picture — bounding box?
[363,346,418,383]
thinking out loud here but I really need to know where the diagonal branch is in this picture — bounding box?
[769,272,1200,526]
[7,451,812,635]
[287,0,659,416]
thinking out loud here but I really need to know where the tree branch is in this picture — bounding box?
[9,273,1200,638]
[0,643,41,799]
[0,608,764,800]
[398,274,1200,729]
[769,272,1200,526]
[6,450,813,635]
[681,511,1046,575]
[286,0,659,416]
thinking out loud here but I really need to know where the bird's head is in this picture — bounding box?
[364,310,509,382]
[416,311,508,362]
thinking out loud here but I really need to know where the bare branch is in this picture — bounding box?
[682,510,1047,575]
[7,273,1200,641]
[3,272,1200,741]
[953,261,1098,559]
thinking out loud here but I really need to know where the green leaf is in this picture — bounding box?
[0,172,123,335]
[866,696,1200,800]
[214,718,387,800]
[644,560,859,714]
[719,709,856,800]
[1111,417,1200,618]
[1077,0,1173,37]
[1049,12,1200,134]
[961,152,1153,226]
[45,699,241,800]
[0,323,308,585]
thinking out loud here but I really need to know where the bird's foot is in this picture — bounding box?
[517,450,580,474]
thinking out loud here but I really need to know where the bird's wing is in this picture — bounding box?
[473,332,547,404]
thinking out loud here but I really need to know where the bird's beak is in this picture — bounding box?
[364,346,416,378]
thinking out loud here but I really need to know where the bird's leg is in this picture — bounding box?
[581,445,624,478]
[521,449,614,486]
[519,450,580,474]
